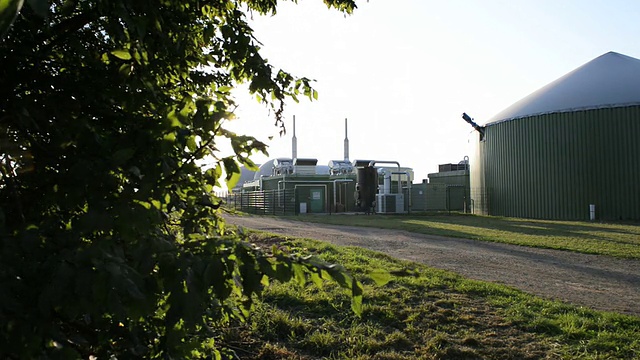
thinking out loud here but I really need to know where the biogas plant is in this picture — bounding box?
[228,117,470,215]
[229,51,640,221]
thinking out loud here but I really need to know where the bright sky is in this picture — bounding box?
[223,0,640,182]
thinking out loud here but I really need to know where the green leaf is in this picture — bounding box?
[223,157,241,190]
[369,269,392,286]
[351,278,363,316]
[310,271,323,288]
[274,262,292,283]
[166,109,181,128]
[123,278,146,300]
[26,0,47,18]
[112,148,135,165]
[325,265,351,289]
[60,0,75,15]
[0,0,24,39]
[111,49,131,60]
[226,170,240,191]
[151,199,161,209]
[291,262,306,287]
[186,135,197,152]
[119,63,132,77]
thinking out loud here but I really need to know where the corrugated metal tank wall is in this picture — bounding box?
[473,105,640,220]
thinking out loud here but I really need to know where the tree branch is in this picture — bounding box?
[39,10,100,53]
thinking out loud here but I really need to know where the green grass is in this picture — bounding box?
[283,213,640,259]
[219,232,640,359]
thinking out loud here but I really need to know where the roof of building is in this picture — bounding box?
[253,159,276,180]
[487,52,640,124]
[233,166,258,189]
[251,159,331,180]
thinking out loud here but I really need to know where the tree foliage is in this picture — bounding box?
[0,0,360,358]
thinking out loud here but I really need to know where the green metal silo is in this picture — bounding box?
[471,52,640,220]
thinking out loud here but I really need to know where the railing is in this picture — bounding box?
[220,189,297,215]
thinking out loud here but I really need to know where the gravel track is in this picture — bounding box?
[225,215,640,317]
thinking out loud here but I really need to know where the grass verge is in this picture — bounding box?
[219,232,640,359]
[283,213,640,259]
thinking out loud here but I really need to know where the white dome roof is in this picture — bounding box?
[235,166,258,188]
[253,159,276,180]
[488,52,640,124]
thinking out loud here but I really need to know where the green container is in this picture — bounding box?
[472,106,640,220]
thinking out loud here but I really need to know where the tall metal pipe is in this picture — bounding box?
[292,115,297,160]
[344,118,349,161]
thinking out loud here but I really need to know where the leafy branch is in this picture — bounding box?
[0,0,363,358]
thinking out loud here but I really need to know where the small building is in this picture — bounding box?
[412,159,470,212]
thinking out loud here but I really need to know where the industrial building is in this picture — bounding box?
[229,118,416,215]
[412,159,470,212]
[469,51,640,221]
[228,116,472,215]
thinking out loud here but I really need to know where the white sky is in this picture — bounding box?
[222,0,640,182]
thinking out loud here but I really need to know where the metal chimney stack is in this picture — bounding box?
[292,115,297,160]
[344,118,349,161]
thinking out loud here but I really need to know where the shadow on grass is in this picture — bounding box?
[404,214,640,242]
[290,213,640,258]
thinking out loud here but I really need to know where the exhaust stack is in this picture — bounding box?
[292,115,297,159]
[344,118,349,161]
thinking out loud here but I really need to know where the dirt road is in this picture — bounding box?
[225,215,640,317]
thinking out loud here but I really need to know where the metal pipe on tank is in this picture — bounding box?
[368,160,401,170]
[379,168,391,195]
[461,113,485,139]
[369,161,403,195]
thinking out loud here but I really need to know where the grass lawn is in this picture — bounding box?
[219,231,640,359]
[283,213,640,259]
